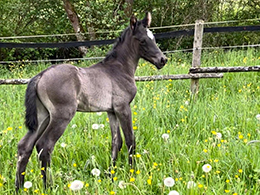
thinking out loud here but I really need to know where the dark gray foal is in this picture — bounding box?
[15,12,167,190]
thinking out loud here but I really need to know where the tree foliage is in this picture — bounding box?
[0,0,259,61]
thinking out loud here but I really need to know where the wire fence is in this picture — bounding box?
[0,18,259,65]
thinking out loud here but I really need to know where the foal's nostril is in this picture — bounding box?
[161,57,168,65]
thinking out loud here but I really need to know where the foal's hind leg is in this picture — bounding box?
[15,131,38,190]
[15,100,50,191]
[36,107,76,188]
[107,112,122,166]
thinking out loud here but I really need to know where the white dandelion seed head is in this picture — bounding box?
[23,181,32,189]
[69,180,84,191]
[216,132,222,139]
[71,124,77,129]
[96,112,102,116]
[202,163,212,173]
[60,142,67,148]
[164,177,175,187]
[185,100,189,105]
[99,124,105,129]
[187,181,196,189]
[256,114,260,121]
[162,133,169,140]
[91,168,101,176]
[92,124,99,130]
[169,190,180,195]
[143,149,149,154]
[118,180,126,189]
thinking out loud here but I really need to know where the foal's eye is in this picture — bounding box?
[140,39,146,45]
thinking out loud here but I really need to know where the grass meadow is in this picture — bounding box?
[0,49,260,195]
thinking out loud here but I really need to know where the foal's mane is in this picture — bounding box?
[103,27,131,62]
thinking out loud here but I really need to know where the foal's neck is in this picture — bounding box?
[115,36,139,77]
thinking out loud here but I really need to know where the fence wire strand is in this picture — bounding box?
[0,44,259,64]
[0,18,259,40]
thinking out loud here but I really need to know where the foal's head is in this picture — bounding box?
[130,12,167,69]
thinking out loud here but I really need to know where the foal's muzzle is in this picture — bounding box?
[155,55,168,69]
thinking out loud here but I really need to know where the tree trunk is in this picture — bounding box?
[124,0,133,17]
[63,0,88,55]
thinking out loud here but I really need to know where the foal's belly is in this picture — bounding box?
[76,92,113,112]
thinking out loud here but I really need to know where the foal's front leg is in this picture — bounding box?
[107,112,123,166]
[115,104,135,166]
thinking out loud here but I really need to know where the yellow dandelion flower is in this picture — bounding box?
[214,159,219,163]
[243,139,248,143]
[238,169,243,173]
[130,169,134,173]
[203,149,208,153]
[225,189,230,193]
[216,170,221,174]
[111,170,115,175]
[198,184,203,188]
[113,177,117,181]
[238,135,243,139]
[130,177,135,182]
[110,191,115,195]
[243,57,247,64]
[73,163,77,167]
[85,183,89,187]
[133,126,138,130]
[133,112,137,115]
[136,170,140,175]
[41,167,45,171]
[0,183,3,187]
[136,153,141,158]
[21,172,25,175]
[205,139,208,142]
[233,193,238,195]
[18,126,22,129]
[211,131,217,135]
[147,179,152,185]
[98,179,101,183]
[226,179,230,183]
[217,144,221,147]
[24,188,28,192]
[7,127,13,131]
[153,162,158,167]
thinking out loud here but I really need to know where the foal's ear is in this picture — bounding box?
[130,15,137,30]
[142,12,152,27]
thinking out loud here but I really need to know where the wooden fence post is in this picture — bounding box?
[190,20,204,95]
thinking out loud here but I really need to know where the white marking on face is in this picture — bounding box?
[146,29,154,40]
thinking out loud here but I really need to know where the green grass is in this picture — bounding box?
[0,49,260,195]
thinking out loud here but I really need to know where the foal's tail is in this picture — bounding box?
[25,74,42,132]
